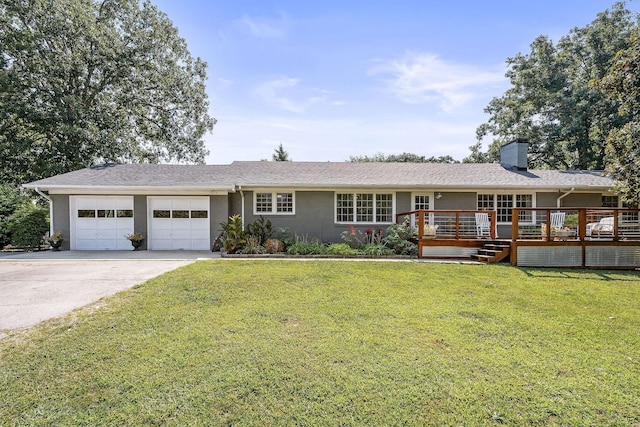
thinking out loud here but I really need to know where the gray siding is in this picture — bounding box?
[396,192,411,215]
[536,192,559,208]
[433,192,477,210]
[243,191,338,242]
[537,192,603,208]
[562,193,602,207]
[51,194,70,251]
[134,196,148,250]
[241,190,406,243]
[210,195,229,242]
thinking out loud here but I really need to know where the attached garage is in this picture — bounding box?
[148,196,210,250]
[70,196,134,250]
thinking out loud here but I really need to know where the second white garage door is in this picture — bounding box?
[148,197,210,250]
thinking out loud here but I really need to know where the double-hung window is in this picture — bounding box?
[477,193,533,223]
[335,192,394,223]
[254,191,295,215]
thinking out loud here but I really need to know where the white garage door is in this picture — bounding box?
[148,197,210,250]
[70,196,134,250]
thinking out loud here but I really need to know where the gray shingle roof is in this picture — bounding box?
[24,161,614,191]
[24,163,237,190]
[227,161,613,190]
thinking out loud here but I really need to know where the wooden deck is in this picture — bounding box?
[397,208,640,268]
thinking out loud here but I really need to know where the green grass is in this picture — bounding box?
[1,261,639,426]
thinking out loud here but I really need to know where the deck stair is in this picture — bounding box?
[471,241,511,264]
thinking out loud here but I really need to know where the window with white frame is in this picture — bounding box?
[477,193,533,223]
[335,192,394,223]
[413,194,430,210]
[254,191,295,214]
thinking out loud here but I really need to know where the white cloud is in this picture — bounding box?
[254,77,328,114]
[235,13,288,39]
[370,52,506,112]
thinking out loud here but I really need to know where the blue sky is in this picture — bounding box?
[152,0,640,164]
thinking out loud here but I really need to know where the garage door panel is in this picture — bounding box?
[148,197,210,250]
[71,196,134,250]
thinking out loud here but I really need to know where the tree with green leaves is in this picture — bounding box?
[0,0,215,185]
[272,143,291,161]
[469,2,636,170]
[349,152,459,163]
[601,29,640,207]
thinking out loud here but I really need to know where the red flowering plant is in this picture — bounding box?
[365,227,384,245]
[340,225,365,249]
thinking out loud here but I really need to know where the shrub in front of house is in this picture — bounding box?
[7,205,49,250]
[265,238,285,254]
[326,243,359,256]
[362,243,394,256]
[286,241,327,255]
[241,236,266,254]
[383,217,418,256]
[219,215,247,253]
[0,184,30,248]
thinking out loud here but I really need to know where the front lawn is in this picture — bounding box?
[1,261,639,425]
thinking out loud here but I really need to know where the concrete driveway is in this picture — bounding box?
[0,250,219,334]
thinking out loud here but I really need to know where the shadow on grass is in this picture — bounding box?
[518,267,640,281]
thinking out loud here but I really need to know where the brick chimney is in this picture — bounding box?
[500,139,528,170]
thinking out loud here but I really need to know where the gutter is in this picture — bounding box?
[557,187,575,208]
[35,187,53,235]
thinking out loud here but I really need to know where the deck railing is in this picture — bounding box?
[512,208,640,241]
[396,210,497,240]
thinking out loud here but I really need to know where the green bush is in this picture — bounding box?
[0,184,29,247]
[362,243,394,256]
[286,241,326,255]
[326,243,359,256]
[219,215,247,254]
[241,236,266,254]
[564,214,579,229]
[7,205,49,249]
[383,216,417,256]
[246,216,272,245]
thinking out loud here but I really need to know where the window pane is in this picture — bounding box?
[117,209,133,218]
[414,195,430,210]
[477,194,494,210]
[516,194,533,222]
[256,193,272,213]
[153,210,170,218]
[276,193,293,213]
[97,209,115,218]
[496,195,513,222]
[172,210,189,218]
[356,193,373,222]
[191,210,208,219]
[336,193,353,222]
[78,210,95,218]
[602,196,619,208]
[376,194,393,222]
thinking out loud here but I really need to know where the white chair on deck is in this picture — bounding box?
[550,212,566,230]
[475,213,491,237]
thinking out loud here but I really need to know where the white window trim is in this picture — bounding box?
[334,191,396,224]
[476,192,536,225]
[253,191,296,215]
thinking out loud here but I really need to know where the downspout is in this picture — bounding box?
[35,187,53,235]
[238,185,245,229]
[557,187,575,208]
